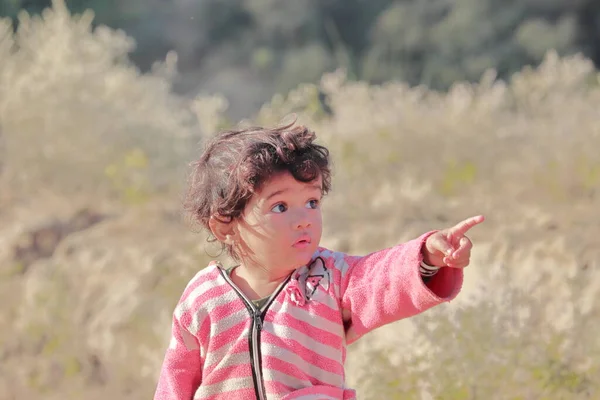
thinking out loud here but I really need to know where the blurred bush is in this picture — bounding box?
[3,0,600,118]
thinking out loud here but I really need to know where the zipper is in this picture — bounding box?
[219,268,291,400]
[251,309,263,399]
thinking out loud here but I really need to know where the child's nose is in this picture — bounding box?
[294,211,311,229]
[296,220,311,229]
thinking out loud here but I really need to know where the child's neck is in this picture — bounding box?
[230,264,292,301]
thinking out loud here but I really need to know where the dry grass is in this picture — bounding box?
[1,2,599,399]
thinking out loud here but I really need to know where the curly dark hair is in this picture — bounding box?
[183,119,332,259]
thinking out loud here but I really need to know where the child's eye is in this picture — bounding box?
[271,203,287,213]
[306,199,319,209]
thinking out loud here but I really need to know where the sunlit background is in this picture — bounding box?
[1,1,599,399]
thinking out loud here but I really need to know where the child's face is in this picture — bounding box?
[233,170,323,274]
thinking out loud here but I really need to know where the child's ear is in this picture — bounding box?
[208,215,236,245]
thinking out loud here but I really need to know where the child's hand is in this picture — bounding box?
[422,215,485,268]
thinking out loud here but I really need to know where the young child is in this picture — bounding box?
[154,120,484,400]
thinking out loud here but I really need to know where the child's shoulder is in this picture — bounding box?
[186,259,223,283]
[174,260,226,306]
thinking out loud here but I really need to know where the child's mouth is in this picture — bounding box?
[293,237,311,248]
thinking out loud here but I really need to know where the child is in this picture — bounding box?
[154,120,484,400]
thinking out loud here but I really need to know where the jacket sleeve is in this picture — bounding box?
[153,306,203,399]
[339,231,463,344]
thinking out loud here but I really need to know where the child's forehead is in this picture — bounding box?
[256,171,322,196]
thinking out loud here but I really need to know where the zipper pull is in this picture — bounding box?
[254,311,263,331]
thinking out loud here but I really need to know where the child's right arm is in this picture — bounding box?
[153,309,202,400]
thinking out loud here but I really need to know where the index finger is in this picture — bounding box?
[449,215,485,236]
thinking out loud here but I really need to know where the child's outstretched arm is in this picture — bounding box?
[340,215,484,343]
[153,310,202,400]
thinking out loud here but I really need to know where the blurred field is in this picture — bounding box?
[1,3,599,400]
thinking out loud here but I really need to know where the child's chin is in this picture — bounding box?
[292,250,317,267]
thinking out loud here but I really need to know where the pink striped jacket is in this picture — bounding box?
[154,232,463,399]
